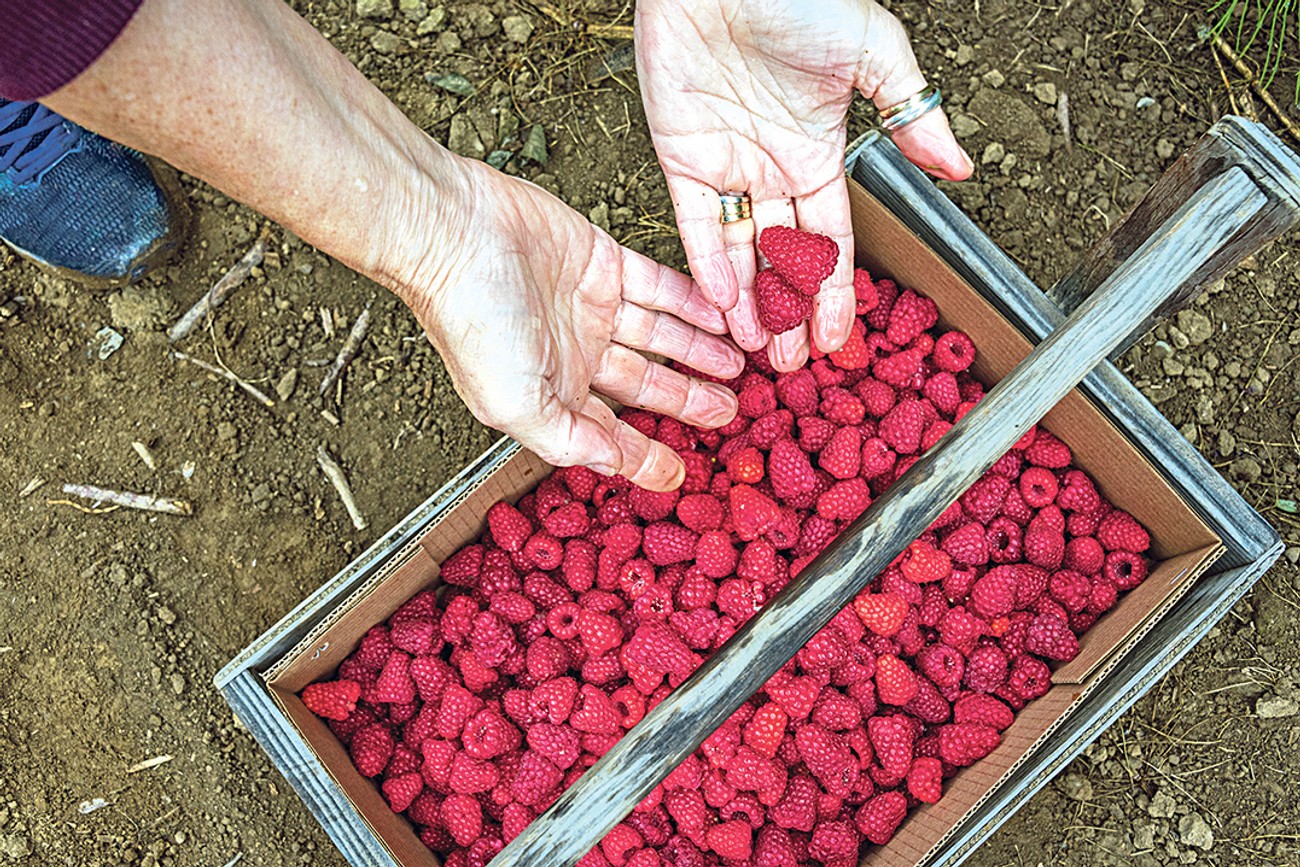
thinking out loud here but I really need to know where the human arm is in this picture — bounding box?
[637,0,973,370]
[36,0,742,490]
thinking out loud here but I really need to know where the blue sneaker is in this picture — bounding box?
[0,99,185,286]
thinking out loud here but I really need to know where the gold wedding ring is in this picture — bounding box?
[720,192,752,224]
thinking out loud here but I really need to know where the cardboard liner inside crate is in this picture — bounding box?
[262,181,1223,867]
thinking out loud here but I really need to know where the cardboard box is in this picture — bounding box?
[218,133,1281,867]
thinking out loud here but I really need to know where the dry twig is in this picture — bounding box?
[168,225,271,342]
[56,484,192,516]
[126,755,174,773]
[173,351,276,408]
[1206,30,1300,144]
[316,446,367,531]
[319,299,373,398]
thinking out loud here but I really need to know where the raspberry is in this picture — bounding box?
[677,494,724,532]
[901,539,952,583]
[350,723,395,777]
[374,651,416,704]
[764,671,820,720]
[410,656,455,704]
[354,626,396,671]
[440,545,484,587]
[1064,536,1105,574]
[1007,654,1052,700]
[795,723,858,797]
[828,320,872,370]
[851,267,879,315]
[469,611,517,669]
[853,591,908,636]
[758,226,838,295]
[571,684,621,735]
[1026,430,1072,468]
[378,770,423,814]
[436,685,485,740]
[964,645,1009,692]
[577,609,624,657]
[873,347,926,390]
[772,371,818,419]
[1023,520,1065,571]
[938,723,1001,766]
[819,388,866,426]
[819,427,862,479]
[641,522,698,566]
[756,269,814,333]
[985,517,1023,564]
[855,791,907,845]
[601,823,645,865]
[961,474,1010,524]
[816,478,872,522]
[737,375,779,419]
[907,756,943,804]
[705,820,754,860]
[627,623,701,680]
[541,500,590,539]
[724,746,788,804]
[674,570,719,612]
[932,330,975,372]
[1049,570,1092,614]
[747,410,794,450]
[954,693,1015,731]
[441,793,483,847]
[879,399,931,455]
[448,751,500,794]
[301,680,361,721]
[1107,549,1151,590]
[1017,466,1058,508]
[917,643,965,688]
[808,819,859,861]
[886,290,938,345]
[1067,502,1110,537]
[1057,470,1101,513]
[868,714,914,778]
[942,521,989,567]
[859,436,897,479]
[525,722,581,770]
[811,691,861,731]
[730,484,782,541]
[875,654,919,706]
[487,501,533,552]
[970,567,1017,619]
[1025,613,1081,661]
[510,750,564,806]
[523,532,565,570]
[1097,510,1151,553]
[737,539,786,587]
[694,531,737,578]
[768,440,817,502]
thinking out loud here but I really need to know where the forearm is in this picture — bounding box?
[43,0,465,293]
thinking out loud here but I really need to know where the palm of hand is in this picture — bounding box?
[405,162,743,490]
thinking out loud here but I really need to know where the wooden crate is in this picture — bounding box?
[217,126,1288,867]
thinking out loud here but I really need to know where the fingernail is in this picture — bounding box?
[590,462,619,477]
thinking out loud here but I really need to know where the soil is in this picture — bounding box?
[2,0,1299,865]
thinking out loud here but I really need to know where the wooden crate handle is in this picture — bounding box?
[489,122,1300,867]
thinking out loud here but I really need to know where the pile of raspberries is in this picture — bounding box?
[302,227,1152,867]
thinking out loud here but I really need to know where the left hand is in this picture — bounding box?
[637,0,973,371]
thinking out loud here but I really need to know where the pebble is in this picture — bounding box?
[170,673,186,695]
[1216,428,1236,457]
[1229,457,1261,483]
[1179,812,1214,850]
[1060,773,1093,802]
[1157,138,1176,159]
[1176,309,1213,345]
[982,69,1006,88]
[1255,696,1299,718]
[1147,788,1177,818]
[356,0,393,18]
[276,368,299,402]
[417,6,446,34]
[398,0,427,21]
[982,142,1006,165]
[109,284,173,331]
[502,15,534,44]
[447,114,485,158]
[950,114,981,138]
[370,30,405,54]
[955,44,975,66]
[1032,81,1058,105]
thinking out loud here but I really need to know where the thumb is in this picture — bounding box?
[857,3,974,181]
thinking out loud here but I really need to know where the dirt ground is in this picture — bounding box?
[2,0,1299,865]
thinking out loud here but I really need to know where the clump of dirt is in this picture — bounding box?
[1,0,1297,864]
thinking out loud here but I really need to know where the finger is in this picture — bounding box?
[795,182,856,353]
[768,327,810,373]
[619,245,729,335]
[612,302,744,379]
[858,5,973,181]
[721,215,765,352]
[572,393,685,490]
[593,344,738,429]
[520,391,625,477]
[666,175,740,311]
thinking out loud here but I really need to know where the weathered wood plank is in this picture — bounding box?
[489,169,1267,867]
[1049,116,1300,353]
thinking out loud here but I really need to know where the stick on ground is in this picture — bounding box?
[319,299,373,398]
[173,351,276,408]
[168,225,271,342]
[1206,30,1300,144]
[316,446,367,531]
[57,484,192,516]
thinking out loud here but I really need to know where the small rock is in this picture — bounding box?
[1179,813,1214,850]
[1060,773,1093,802]
[434,29,461,52]
[1148,789,1177,819]
[1134,823,1156,851]
[370,30,405,54]
[109,284,173,331]
[1285,545,1299,566]
[89,326,124,360]
[955,44,975,66]
[356,0,393,18]
[216,421,238,442]
[1176,309,1213,345]
[1032,81,1058,105]
[0,834,31,860]
[982,69,1006,88]
[1216,428,1235,457]
[447,114,485,158]
[157,605,177,626]
[1162,357,1184,377]
[950,114,981,138]
[588,202,611,233]
[276,368,299,402]
[502,14,534,44]
[417,6,446,34]
[1229,457,1261,483]
[170,673,186,695]
[1255,696,1299,718]
[1157,138,1176,159]
[982,142,1006,165]
[398,0,427,21]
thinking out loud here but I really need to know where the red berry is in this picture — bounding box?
[301,680,361,721]
[854,791,907,844]
[758,226,838,295]
[755,269,814,333]
[938,722,1001,766]
[907,756,944,804]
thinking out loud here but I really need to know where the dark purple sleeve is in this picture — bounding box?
[0,0,145,101]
